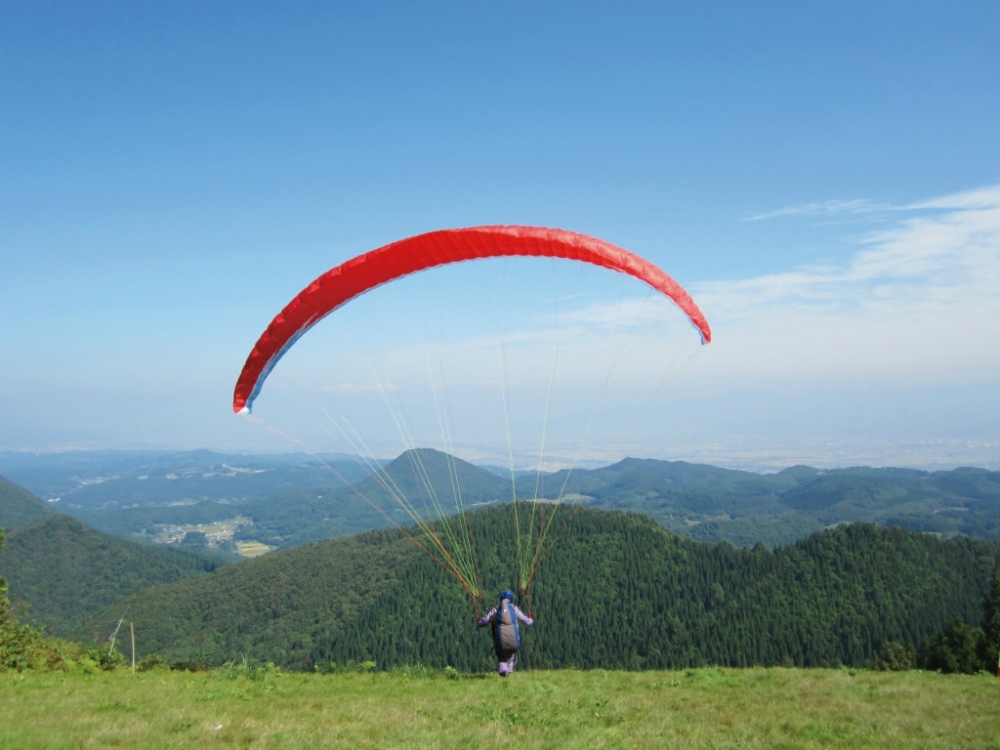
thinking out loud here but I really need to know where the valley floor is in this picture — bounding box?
[1,667,998,749]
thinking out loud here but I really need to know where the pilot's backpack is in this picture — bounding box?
[492,599,521,654]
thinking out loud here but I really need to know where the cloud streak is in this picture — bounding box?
[744,198,894,221]
[693,185,1000,387]
[744,185,1000,222]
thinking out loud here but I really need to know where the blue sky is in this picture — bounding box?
[1,1,998,469]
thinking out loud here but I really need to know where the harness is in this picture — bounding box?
[492,599,521,654]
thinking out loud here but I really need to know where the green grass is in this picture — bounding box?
[1,667,998,749]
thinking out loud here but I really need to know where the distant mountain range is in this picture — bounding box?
[0,449,370,510]
[3,449,999,551]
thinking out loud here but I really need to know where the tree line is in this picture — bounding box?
[8,505,1000,674]
[315,506,1000,672]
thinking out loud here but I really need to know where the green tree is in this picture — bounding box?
[181,531,208,546]
[923,615,984,674]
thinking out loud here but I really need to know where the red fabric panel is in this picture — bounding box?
[234,226,711,413]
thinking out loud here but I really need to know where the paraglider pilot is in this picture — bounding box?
[477,590,533,676]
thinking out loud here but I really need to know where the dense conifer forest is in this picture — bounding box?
[80,504,1000,672]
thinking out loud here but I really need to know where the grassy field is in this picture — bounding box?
[234,541,274,558]
[1,667,998,749]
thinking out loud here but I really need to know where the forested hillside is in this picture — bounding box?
[233,448,509,549]
[80,505,1000,671]
[0,475,55,530]
[531,461,1000,547]
[0,514,230,635]
[76,528,421,666]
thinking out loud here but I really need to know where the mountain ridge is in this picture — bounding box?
[8,451,1000,552]
[78,504,1000,671]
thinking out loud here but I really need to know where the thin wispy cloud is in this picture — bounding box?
[744,186,1000,223]
[907,185,1000,212]
[744,198,894,221]
[694,185,1000,387]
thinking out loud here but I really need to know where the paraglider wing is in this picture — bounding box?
[233,225,712,414]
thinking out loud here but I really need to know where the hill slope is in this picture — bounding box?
[518,461,1000,547]
[80,506,1000,671]
[237,448,510,548]
[0,475,55,531]
[75,528,420,667]
[0,513,230,635]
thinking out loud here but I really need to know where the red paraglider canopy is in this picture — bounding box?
[234,225,711,414]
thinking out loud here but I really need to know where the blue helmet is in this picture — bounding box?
[500,590,515,602]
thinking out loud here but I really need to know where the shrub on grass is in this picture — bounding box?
[874,641,917,671]
[170,652,213,672]
[80,642,127,672]
[137,653,170,672]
